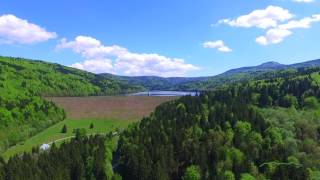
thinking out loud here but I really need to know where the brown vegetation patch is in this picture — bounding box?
[46,96,178,121]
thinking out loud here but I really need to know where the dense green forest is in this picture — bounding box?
[2,57,320,179]
[175,59,320,91]
[114,67,320,180]
[0,131,120,180]
[0,56,144,96]
[101,73,209,91]
[0,56,143,153]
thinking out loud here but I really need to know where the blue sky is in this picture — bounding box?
[0,0,319,77]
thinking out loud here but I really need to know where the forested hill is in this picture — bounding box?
[115,67,320,180]
[175,59,320,91]
[100,73,210,91]
[2,60,320,179]
[0,56,144,96]
[0,56,143,153]
[99,59,320,91]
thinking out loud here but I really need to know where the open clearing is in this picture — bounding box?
[47,96,178,120]
[2,118,129,160]
[2,96,178,159]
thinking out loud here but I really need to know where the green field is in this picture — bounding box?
[1,119,132,160]
[1,95,175,160]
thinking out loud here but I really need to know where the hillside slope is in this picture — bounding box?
[1,58,320,179]
[175,59,320,90]
[0,56,144,96]
[220,59,320,76]
[115,67,320,179]
[0,56,143,153]
[100,73,209,91]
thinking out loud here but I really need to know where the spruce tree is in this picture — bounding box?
[61,124,67,133]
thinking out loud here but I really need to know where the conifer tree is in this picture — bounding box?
[61,124,67,133]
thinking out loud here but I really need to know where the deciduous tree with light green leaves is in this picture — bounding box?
[183,165,201,180]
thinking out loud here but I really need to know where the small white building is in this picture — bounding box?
[40,144,50,151]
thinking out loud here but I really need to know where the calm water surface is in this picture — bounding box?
[128,91,198,96]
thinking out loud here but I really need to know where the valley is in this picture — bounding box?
[1,57,320,179]
[1,2,320,179]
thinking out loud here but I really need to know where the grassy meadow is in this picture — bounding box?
[1,95,177,160]
[2,118,131,160]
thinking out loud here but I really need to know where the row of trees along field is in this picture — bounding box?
[115,67,320,180]
[0,131,120,180]
[0,56,143,153]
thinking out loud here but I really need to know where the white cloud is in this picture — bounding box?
[114,53,198,77]
[278,14,320,29]
[56,36,128,58]
[219,6,320,46]
[256,29,292,45]
[219,6,293,29]
[203,40,232,52]
[0,14,57,44]
[293,0,314,3]
[71,59,114,74]
[57,36,199,77]
[256,14,320,45]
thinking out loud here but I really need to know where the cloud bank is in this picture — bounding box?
[219,6,293,29]
[256,14,320,45]
[57,36,199,77]
[0,14,57,44]
[219,6,320,45]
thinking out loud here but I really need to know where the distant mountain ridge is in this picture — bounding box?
[100,73,210,90]
[99,59,320,91]
[289,59,320,68]
[223,61,286,75]
[2,55,320,92]
[223,59,320,75]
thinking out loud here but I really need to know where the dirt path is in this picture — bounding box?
[47,132,116,145]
